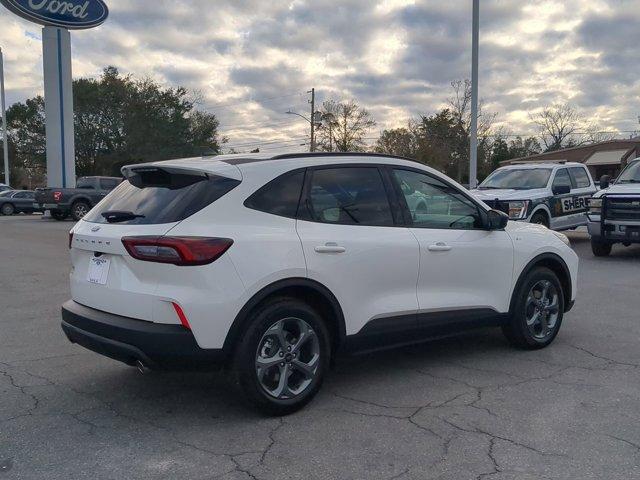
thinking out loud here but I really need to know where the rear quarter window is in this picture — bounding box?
[84,171,240,225]
[244,169,305,219]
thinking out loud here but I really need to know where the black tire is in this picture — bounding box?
[1,203,15,216]
[530,211,549,228]
[51,211,69,221]
[232,297,331,416]
[71,201,91,221]
[502,267,564,350]
[591,239,612,257]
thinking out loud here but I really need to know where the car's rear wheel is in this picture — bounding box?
[1,203,15,216]
[233,297,330,416]
[591,239,612,257]
[71,201,90,221]
[502,267,564,349]
[51,211,69,221]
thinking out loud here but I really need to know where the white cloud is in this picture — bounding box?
[0,0,638,152]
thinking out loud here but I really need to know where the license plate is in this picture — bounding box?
[32,203,40,208]
[43,203,58,209]
[87,256,111,285]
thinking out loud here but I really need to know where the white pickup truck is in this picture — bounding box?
[587,158,640,256]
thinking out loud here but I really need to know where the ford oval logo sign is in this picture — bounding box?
[0,0,108,30]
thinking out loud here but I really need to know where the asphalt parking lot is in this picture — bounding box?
[1,215,639,480]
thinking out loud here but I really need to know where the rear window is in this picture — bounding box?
[84,170,240,225]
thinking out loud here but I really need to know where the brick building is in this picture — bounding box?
[501,139,640,181]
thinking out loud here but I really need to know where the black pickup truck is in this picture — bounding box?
[34,176,122,221]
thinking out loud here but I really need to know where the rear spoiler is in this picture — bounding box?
[121,165,212,190]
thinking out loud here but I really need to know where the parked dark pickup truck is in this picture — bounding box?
[34,176,122,221]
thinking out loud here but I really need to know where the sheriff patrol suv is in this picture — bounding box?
[587,158,640,256]
[471,163,597,231]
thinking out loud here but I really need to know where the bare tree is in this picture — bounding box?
[583,123,616,144]
[316,100,376,152]
[529,104,581,152]
[448,80,496,138]
[447,80,496,181]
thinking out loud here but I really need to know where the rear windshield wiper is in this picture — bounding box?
[101,211,146,223]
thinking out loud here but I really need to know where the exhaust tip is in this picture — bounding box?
[135,360,151,375]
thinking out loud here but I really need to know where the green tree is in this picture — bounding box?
[4,66,224,183]
[373,127,416,158]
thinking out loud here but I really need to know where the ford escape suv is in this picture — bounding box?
[62,153,579,415]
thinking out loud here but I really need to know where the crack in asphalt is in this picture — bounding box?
[605,434,640,454]
[566,344,640,369]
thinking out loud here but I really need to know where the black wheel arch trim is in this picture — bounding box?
[223,277,346,356]
[510,253,573,314]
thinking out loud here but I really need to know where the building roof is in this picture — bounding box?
[502,139,640,166]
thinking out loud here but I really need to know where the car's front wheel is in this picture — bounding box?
[502,267,564,349]
[233,298,331,416]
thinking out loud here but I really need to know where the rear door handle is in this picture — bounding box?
[314,243,346,254]
[428,242,452,252]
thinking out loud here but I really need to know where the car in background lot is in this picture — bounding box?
[0,183,11,193]
[471,162,597,231]
[61,152,578,415]
[587,158,640,256]
[0,190,42,216]
[34,176,122,221]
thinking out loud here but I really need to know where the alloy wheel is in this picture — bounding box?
[255,317,320,400]
[525,280,560,340]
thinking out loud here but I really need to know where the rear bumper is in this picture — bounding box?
[61,300,226,370]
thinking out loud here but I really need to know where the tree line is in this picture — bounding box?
[2,67,223,187]
[0,67,619,187]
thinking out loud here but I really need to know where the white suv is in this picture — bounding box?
[62,153,579,415]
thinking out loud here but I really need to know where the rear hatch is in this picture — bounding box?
[70,161,241,324]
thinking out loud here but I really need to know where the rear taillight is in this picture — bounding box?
[69,232,74,249]
[53,191,62,201]
[121,236,233,266]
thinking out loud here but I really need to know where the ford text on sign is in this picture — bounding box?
[0,0,108,29]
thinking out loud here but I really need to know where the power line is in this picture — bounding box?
[225,137,308,149]
[205,92,306,111]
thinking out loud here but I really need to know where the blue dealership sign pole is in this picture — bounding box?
[43,26,75,188]
[0,0,108,189]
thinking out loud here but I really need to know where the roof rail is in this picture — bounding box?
[270,152,419,163]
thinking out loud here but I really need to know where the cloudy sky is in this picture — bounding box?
[0,0,639,152]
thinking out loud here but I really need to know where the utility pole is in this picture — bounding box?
[309,88,315,152]
[0,47,9,186]
[469,0,479,189]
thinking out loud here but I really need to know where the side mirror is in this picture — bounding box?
[600,175,611,190]
[552,185,571,195]
[486,209,509,230]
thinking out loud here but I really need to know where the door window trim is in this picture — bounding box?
[385,165,490,230]
[298,163,403,227]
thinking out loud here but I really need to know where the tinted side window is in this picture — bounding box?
[244,170,305,218]
[393,169,483,230]
[76,178,95,190]
[552,169,572,188]
[569,167,590,188]
[306,167,393,226]
[100,178,120,190]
